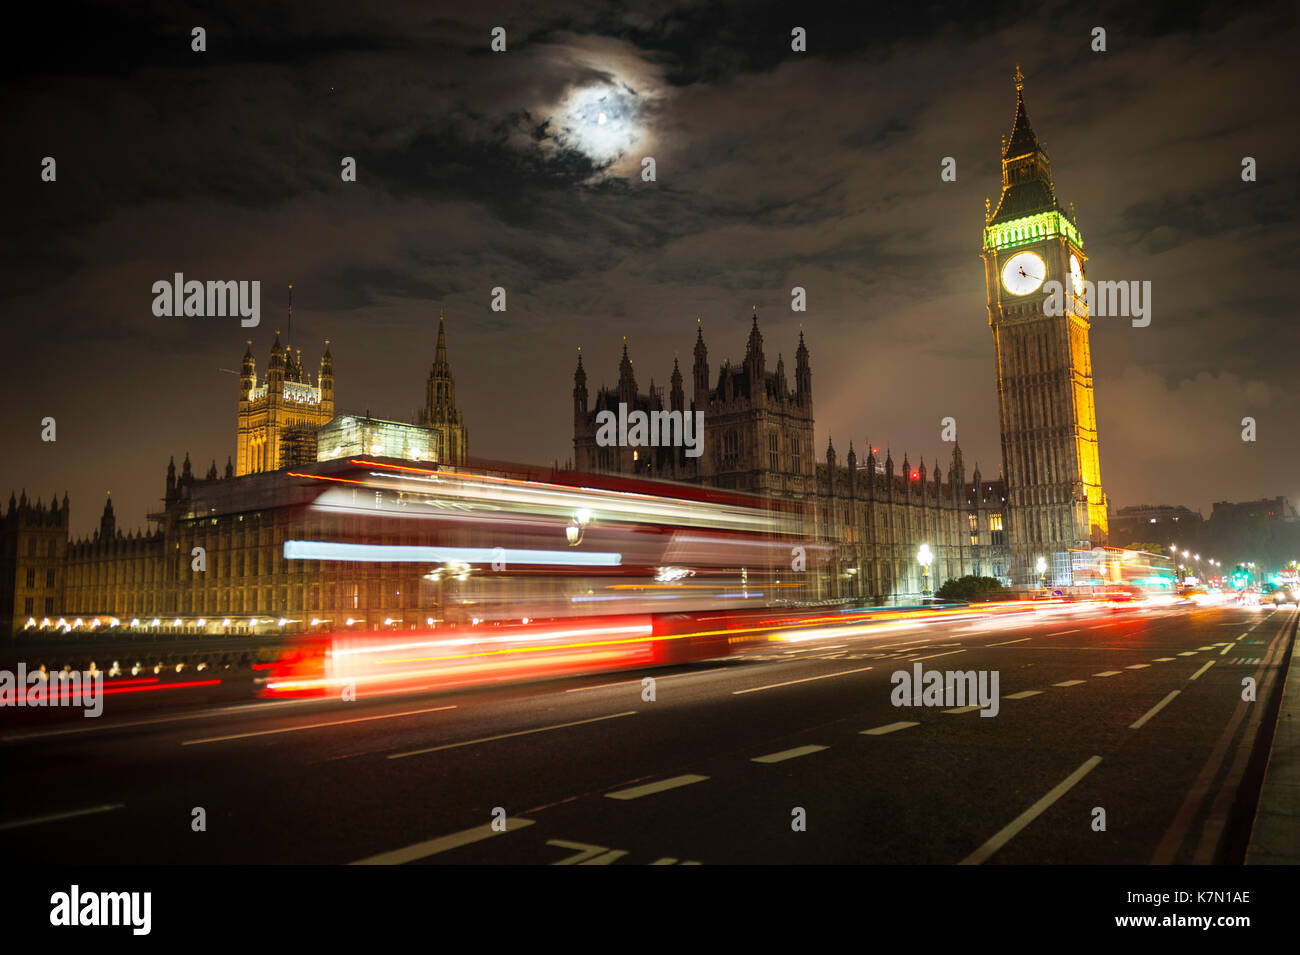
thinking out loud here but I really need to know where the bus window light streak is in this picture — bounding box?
[283,541,623,566]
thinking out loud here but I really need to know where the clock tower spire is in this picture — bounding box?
[983,66,1107,587]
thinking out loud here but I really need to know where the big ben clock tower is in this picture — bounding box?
[983,66,1107,586]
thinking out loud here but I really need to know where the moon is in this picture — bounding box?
[552,83,641,164]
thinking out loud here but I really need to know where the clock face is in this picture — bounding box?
[1070,253,1084,296]
[1001,251,1046,296]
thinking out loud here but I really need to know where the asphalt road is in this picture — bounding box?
[1,602,1293,865]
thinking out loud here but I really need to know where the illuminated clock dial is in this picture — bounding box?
[1001,251,1046,296]
[1070,253,1085,296]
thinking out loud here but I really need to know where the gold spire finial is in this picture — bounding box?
[1014,64,1024,91]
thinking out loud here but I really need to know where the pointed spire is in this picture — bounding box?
[1003,64,1040,159]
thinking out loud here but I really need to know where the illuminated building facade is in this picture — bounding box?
[416,313,469,466]
[983,67,1108,583]
[237,333,334,475]
[318,416,443,465]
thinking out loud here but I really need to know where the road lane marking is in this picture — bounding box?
[1130,690,1181,730]
[1093,671,1122,677]
[605,774,709,800]
[959,756,1103,865]
[732,665,874,695]
[860,721,919,736]
[1196,646,1217,651]
[910,650,967,662]
[1177,651,1198,657]
[184,705,456,745]
[1153,658,1176,662]
[1052,680,1086,687]
[1219,645,1232,656]
[752,744,829,763]
[350,817,534,865]
[389,710,635,759]
[942,705,982,714]
[1046,629,1080,636]
[563,667,733,692]
[1125,664,1150,670]
[1190,661,1216,681]
[987,637,1030,647]
[1003,690,1042,699]
[0,803,125,832]
[0,697,317,743]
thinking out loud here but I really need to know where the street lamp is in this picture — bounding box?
[918,544,933,600]
[1036,555,1048,590]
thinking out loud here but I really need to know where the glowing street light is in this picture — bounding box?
[918,544,934,598]
[1036,555,1048,589]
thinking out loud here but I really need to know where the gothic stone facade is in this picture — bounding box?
[573,313,1012,603]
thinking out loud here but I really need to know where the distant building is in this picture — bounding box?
[1110,504,1204,546]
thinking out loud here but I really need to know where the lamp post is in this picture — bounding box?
[1036,555,1048,590]
[918,544,933,601]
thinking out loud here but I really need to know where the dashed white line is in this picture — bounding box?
[184,705,456,746]
[388,710,634,759]
[1177,652,1198,657]
[1093,671,1122,677]
[1052,680,1086,688]
[752,744,829,763]
[987,638,1030,647]
[910,649,967,662]
[943,705,983,714]
[1190,661,1216,681]
[959,756,1103,865]
[1125,664,1150,670]
[1003,690,1042,700]
[350,817,534,865]
[1153,657,1177,662]
[605,774,709,800]
[860,721,919,736]
[1130,690,1181,730]
[1047,629,1080,636]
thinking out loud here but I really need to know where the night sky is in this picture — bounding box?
[3,0,1297,537]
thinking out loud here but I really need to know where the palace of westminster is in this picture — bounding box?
[1,72,1113,635]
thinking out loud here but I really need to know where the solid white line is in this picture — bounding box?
[0,802,125,832]
[1003,690,1042,700]
[183,705,456,745]
[959,756,1103,865]
[732,665,874,695]
[389,710,635,759]
[1052,680,1086,687]
[1130,690,1181,729]
[1,697,314,743]
[350,817,534,865]
[1093,671,1122,677]
[605,774,708,800]
[860,721,919,736]
[562,666,733,693]
[987,638,1030,647]
[752,744,829,763]
[1190,661,1216,681]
